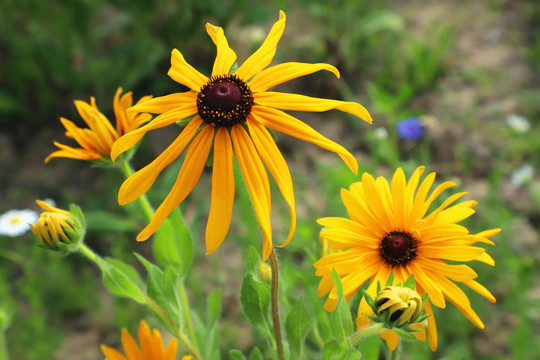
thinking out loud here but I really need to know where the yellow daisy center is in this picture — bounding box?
[380,231,417,266]
[196,74,254,127]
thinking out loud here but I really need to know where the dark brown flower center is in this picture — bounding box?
[380,231,417,267]
[196,74,253,127]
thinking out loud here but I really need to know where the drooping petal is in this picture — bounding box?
[254,92,372,124]
[206,127,235,254]
[136,125,214,241]
[168,49,209,91]
[206,23,237,76]
[128,91,196,115]
[247,116,296,247]
[422,298,438,351]
[111,103,198,161]
[45,142,100,162]
[248,62,340,93]
[235,11,286,81]
[463,279,496,303]
[230,124,273,260]
[251,105,358,174]
[118,117,203,205]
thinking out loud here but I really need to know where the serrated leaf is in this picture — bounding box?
[240,274,271,334]
[96,257,145,303]
[246,246,260,274]
[330,270,354,341]
[285,298,312,359]
[207,288,222,327]
[229,349,247,360]
[153,208,193,276]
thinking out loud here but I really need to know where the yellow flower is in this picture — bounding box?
[31,200,78,250]
[45,88,152,162]
[101,320,177,360]
[314,166,499,351]
[111,11,372,260]
[376,286,422,326]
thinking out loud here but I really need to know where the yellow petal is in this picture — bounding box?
[380,330,399,351]
[118,117,203,205]
[129,91,196,114]
[206,23,237,76]
[164,338,178,360]
[230,124,273,260]
[251,105,358,174]
[121,328,141,359]
[248,62,340,93]
[254,92,372,124]
[247,117,296,247]
[235,11,286,80]
[407,262,445,308]
[206,127,235,254]
[168,49,208,91]
[463,279,496,303]
[100,345,128,360]
[136,125,214,241]
[420,245,486,262]
[422,298,438,351]
[44,145,99,162]
[111,103,198,161]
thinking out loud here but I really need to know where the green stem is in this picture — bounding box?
[269,248,284,360]
[351,323,384,345]
[118,160,155,222]
[0,249,24,265]
[179,280,198,349]
[0,330,8,360]
[78,243,98,263]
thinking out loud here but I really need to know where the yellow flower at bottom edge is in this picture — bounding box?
[111,10,372,261]
[45,88,152,162]
[314,166,500,351]
[101,320,178,360]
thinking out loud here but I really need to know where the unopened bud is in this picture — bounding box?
[376,286,422,326]
[31,200,85,252]
[258,261,272,283]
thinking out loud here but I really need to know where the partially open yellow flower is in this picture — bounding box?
[45,88,152,162]
[101,320,177,360]
[376,286,422,326]
[315,166,499,350]
[31,200,79,250]
[111,11,372,260]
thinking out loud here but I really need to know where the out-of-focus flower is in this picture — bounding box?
[315,166,499,351]
[112,11,372,260]
[258,261,272,283]
[31,200,85,252]
[506,114,530,134]
[395,117,426,141]
[510,163,534,187]
[0,209,38,237]
[373,127,388,140]
[101,320,177,360]
[45,88,152,162]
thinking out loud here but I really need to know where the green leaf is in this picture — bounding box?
[106,257,144,289]
[330,270,354,341]
[95,257,145,303]
[403,274,416,289]
[391,327,418,342]
[207,288,222,327]
[153,208,193,276]
[321,340,339,360]
[240,274,271,334]
[285,298,312,359]
[248,347,263,360]
[246,245,260,275]
[229,349,247,360]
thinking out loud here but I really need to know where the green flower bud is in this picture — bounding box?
[376,286,422,326]
[31,200,85,253]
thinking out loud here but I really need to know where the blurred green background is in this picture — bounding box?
[1,0,540,359]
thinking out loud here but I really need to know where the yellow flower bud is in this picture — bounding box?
[258,261,272,283]
[31,200,84,252]
[376,286,422,326]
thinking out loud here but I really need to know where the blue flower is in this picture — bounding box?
[395,117,426,141]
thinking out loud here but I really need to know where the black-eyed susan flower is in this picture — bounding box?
[376,286,422,326]
[111,11,372,260]
[314,166,499,351]
[101,320,178,360]
[45,88,152,162]
[31,200,84,252]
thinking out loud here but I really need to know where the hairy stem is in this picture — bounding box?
[270,248,285,360]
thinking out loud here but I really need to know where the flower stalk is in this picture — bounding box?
[269,248,284,360]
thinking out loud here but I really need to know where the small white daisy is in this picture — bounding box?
[510,163,535,188]
[506,114,531,134]
[0,209,39,237]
